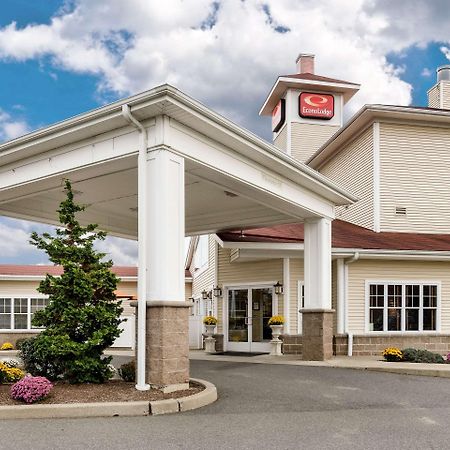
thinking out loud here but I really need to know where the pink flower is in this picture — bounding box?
[11,376,53,403]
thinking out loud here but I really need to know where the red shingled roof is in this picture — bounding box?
[280,72,358,86]
[0,265,192,278]
[218,220,450,252]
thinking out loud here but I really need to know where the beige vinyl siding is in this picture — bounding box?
[319,126,374,229]
[0,279,137,316]
[191,235,216,297]
[289,258,303,334]
[217,247,283,333]
[273,125,287,152]
[428,84,440,108]
[380,122,450,233]
[442,81,450,109]
[347,259,450,334]
[291,122,339,163]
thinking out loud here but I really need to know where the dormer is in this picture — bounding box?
[260,54,360,163]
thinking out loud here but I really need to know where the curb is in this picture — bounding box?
[362,366,450,378]
[0,378,217,420]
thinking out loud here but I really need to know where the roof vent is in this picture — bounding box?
[437,65,450,82]
[395,206,407,216]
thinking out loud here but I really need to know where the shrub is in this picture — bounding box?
[382,347,403,362]
[203,316,218,325]
[15,338,27,351]
[118,361,136,382]
[0,362,25,383]
[11,376,53,403]
[401,348,419,362]
[0,342,13,351]
[268,315,284,326]
[25,181,123,384]
[400,348,444,364]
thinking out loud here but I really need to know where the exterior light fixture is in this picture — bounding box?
[273,281,284,295]
[188,297,195,303]
[213,285,223,297]
[201,290,212,300]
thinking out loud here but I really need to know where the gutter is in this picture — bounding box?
[121,104,149,391]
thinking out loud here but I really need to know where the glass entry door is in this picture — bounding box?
[227,286,274,352]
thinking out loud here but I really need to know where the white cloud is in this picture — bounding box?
[0,0,428,138]
[0,108,30,141]
[421,67,432,77]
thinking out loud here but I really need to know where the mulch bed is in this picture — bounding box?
[0,380,203,405]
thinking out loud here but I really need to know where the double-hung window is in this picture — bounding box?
[368,282,438,332]
[0,297,49,331]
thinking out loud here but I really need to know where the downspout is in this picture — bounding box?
[121,104,149,391]
[344,252,359,357]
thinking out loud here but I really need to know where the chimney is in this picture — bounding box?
[296,53,315,74]
[428,65,450,109]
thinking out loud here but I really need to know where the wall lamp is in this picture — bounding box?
[201,290,212,300]
[273,281,284,295]
[213,285,223,297]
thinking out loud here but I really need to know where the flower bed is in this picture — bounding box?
[382,347,449,364]
[0,380,204,406]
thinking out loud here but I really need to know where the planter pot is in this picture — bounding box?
[270,324,283,341]
[204,324,216,338]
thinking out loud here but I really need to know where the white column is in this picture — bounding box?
[283,258,290,333]
[147,147,185,301]
[336,258,345,334]
[303,218,332,310]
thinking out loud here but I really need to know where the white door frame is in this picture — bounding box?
[223,281,278,352]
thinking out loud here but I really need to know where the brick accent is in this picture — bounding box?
[280,334,303,355]
[334,334,450,357]
[134,301,190,388]
[302,310,334,361]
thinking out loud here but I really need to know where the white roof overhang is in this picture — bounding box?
[0,84,356,238]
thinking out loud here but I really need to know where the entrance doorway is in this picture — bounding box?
[226,286,275,352]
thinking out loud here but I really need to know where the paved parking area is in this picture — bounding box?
[2,360,450,449]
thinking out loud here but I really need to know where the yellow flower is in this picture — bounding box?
[0,362,25,382]
[268,315,284,325]
[203,316,218,325]
[0,342,13,351]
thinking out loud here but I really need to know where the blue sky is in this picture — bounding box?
[0,0,449,265]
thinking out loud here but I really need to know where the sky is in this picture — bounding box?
[0,0,450,265]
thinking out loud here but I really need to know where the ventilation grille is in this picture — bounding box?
[395,206,407,216]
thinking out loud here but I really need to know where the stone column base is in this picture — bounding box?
[133,300,190,391]
[204,337,216,353]
[301,309,334,361]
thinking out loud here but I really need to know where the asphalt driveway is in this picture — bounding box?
[2,360,450,449]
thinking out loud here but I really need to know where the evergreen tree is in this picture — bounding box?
[23,180,123,383]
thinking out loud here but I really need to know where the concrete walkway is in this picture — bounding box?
[188,350,450,378]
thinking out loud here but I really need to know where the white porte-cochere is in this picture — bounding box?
[0,85,356,388]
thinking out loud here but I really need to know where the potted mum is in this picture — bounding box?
[268,315,284,341]
[203,316,218,337]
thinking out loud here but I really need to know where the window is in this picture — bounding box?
[297,281,304,334]
[194,235,209,273]
[368,283,438,332]
[0,297,48,331]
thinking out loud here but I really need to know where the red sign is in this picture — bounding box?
[272,99,285,132]
[299,92,334,120]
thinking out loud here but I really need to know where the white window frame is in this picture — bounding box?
[365,280,441,333]
[297,281,304,334]
[0,295,49,332]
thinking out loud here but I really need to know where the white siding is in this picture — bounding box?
[380,122,450,233]
[319,126,374,229]
[273,125,287,152]
[291,122,340,163]
[442,81,450,109]
[191,235,216,297]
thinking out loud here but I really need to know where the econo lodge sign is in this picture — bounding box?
[299,92,334,120]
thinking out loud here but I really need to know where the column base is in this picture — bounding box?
[301,309,334,361]
[270,340,283,356]
[204,337,216,354]
[134,300,190,391]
